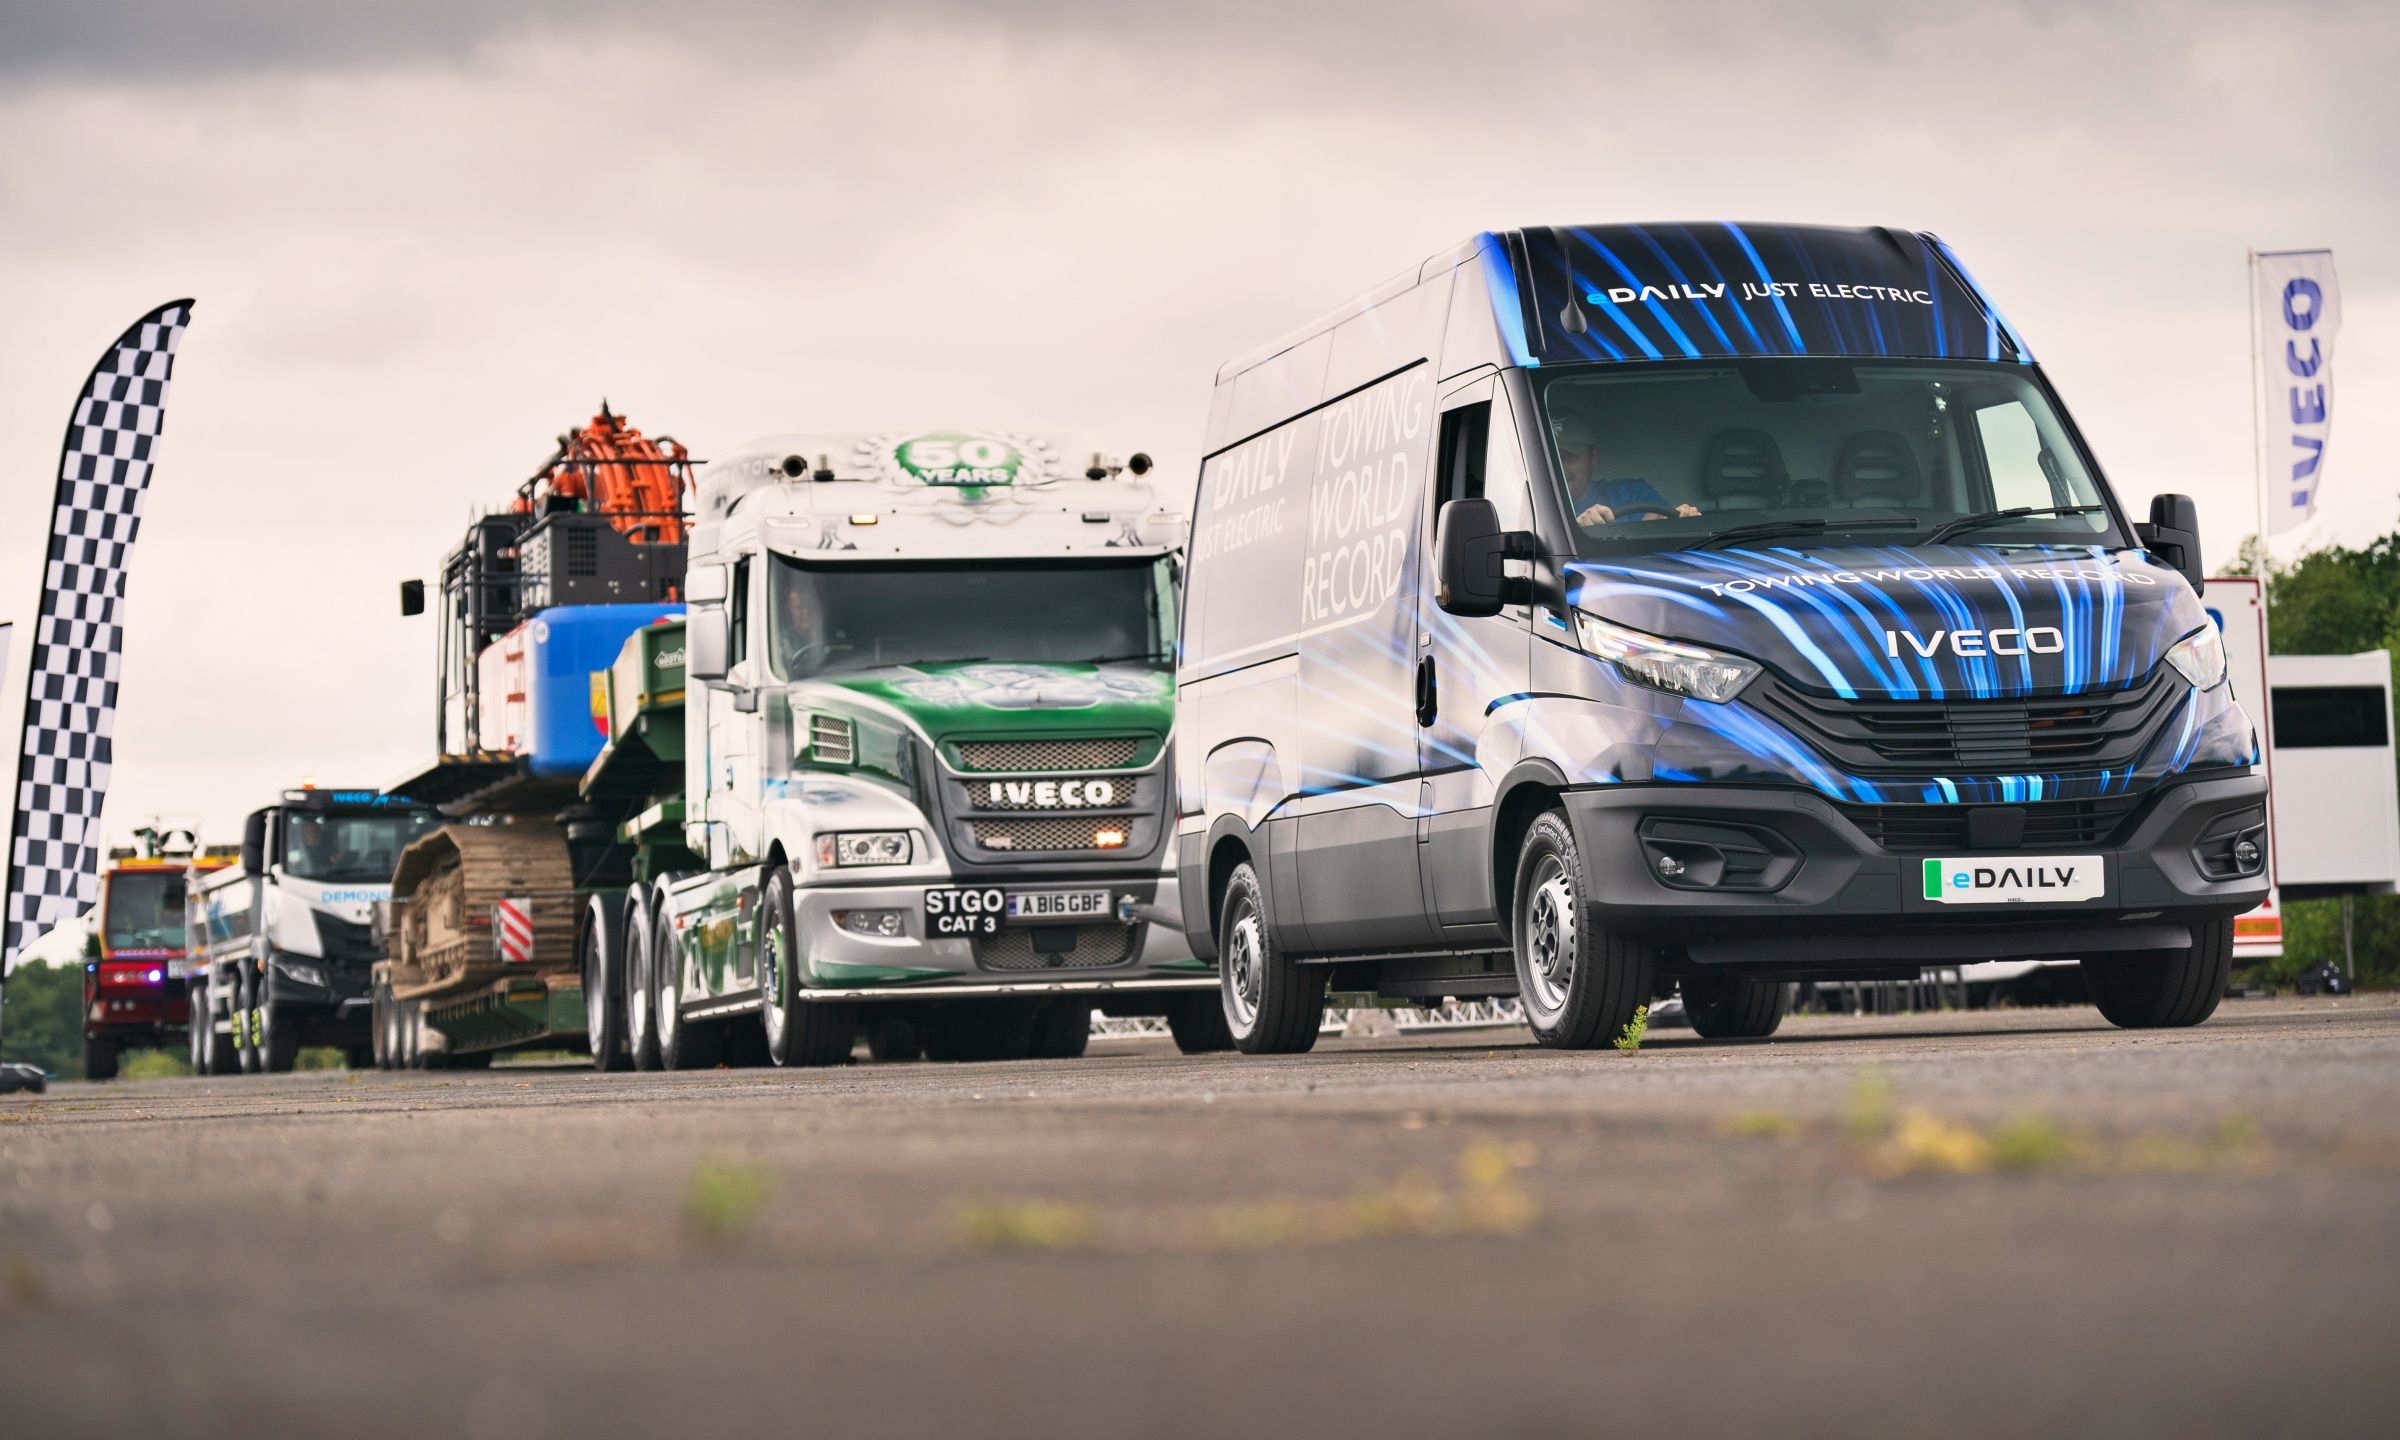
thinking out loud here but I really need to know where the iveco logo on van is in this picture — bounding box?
[1883,626,2067,659]
[978,778,1118,809]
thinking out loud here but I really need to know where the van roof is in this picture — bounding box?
[1216,222,2029,386]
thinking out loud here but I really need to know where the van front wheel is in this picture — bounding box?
[2083,917,2232,1029]
[1218,861,1324,1054]
[1511,811,1653,1049]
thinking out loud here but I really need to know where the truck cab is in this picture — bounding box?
[188,788,437,1072]
[649,430,1221,1065]
[81,835,212,1080]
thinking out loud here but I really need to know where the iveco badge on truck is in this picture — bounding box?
[1175,222,2266,1052]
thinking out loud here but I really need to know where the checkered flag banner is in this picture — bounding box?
[1,300,194,972]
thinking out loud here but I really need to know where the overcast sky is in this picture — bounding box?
[0,0,2394,846]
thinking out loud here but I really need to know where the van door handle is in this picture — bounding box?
[1415,655,1438,727]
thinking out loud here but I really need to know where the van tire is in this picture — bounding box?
[2083,917,2232,1029]
[1165,993,1234,1053]
[759,866,854,1068]
[1681,973,1790,1039]
[1510,811,1653,1049]
[1218,861,1324,1054]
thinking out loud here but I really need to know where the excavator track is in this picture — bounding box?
[387,818,580,1004]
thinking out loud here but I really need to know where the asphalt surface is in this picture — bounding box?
[3,995,2397,1439]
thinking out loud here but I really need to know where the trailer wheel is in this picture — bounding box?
[2083,917,2233,1029]
[624,886,661,1071]
[188,985,208,1072]
[1680,974,1791,1040]
[83,1036,121,1082]
[756,866,853,1067]
[1029,1000,1092,1060]
[1510,811,1653,1049]
[1218,861,1324,1054]
[651,901,725,1070]
[580,893,631,1072]
[1164,993,1234,1054]
[865,1018,921,1062]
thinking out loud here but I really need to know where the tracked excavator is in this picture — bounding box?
[373,406,693,1067]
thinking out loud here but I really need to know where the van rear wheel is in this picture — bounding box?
[1218,861,1324,1054]
[2083,917,2232,1029]
[1681,973,1790,1040]
[1511,811,1653,1049]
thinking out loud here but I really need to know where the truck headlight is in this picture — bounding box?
[1574,611,1761,703]
[817,831,911,867]
[2164,624,2227,689]
[277,959,327,990]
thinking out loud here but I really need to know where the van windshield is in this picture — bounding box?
[1533,360,2125,557]
[769,555,1177,680]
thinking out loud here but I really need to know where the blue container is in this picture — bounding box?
[524,603,684,777]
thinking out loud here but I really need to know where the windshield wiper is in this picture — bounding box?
[1924,504,2104,545]
[1692,517,1915,550]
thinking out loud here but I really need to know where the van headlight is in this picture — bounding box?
[1574,611,1761,703]
[817,832,912,867]
[2164,624,2226,689]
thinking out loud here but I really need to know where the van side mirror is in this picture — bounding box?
[240,811,268,873]
[687,608,730,681]
[399,579,425,617]
[2135,493,2205,589]
[1434,499,1535,617]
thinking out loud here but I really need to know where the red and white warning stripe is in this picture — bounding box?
[493,898,535,964]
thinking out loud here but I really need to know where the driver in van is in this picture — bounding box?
[1555,412,1703,527]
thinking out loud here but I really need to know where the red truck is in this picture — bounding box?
[81,844,230,1080]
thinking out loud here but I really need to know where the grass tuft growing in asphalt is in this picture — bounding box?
[1614,1006,1649,1054]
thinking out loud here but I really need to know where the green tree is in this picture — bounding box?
[0,960,86,1079]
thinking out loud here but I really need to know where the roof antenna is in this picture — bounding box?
[1558,297,1590,336]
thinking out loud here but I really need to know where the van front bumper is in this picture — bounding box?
[793,871,1214,996]
[1561,772,2268,968]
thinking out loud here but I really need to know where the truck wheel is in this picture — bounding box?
[259,1003,300,1074]
[651,903,724,1070]
[198,978,238,1075]
[1681,973,1790,1040]
[2083,917,2233,1029]
[624,886,662,1071]
[865,1018,921,1062]
[188,986,208,1071]
[83,1036,121,1081]
[1218,861,1324,1054]
[581,893,631,1072]
[237,966,263,1074]
[1511,811,1653,1049]
[759,866,854,1068]
[1029,1000,1092,1060]
[1165,993,1234,1054]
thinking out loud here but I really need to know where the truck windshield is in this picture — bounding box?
[1533,359,2126,557]
[103,870,185,951]
[769,555,1176,680]
[282,811,435,882]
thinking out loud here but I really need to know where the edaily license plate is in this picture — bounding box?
[1921,856,2104,905]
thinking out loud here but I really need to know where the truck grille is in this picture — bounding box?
[1752,671,2179,775]
[1838,795,2144,853]
[968,817,1130,852]
[952,737,1140,772]
[972,924,1136,971]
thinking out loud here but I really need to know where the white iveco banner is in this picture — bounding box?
[2253,249,2340,536]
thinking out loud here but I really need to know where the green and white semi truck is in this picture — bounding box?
[384,425,1223,1068]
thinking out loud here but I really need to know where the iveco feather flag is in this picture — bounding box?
[2254,250,2339,536]
[1,301,193,985]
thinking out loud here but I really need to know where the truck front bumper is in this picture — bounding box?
[1562,772,2269,970]
[793,871,1214,998]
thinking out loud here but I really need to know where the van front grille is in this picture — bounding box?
[1753,671,2179,775]
[1837,796,2145,853]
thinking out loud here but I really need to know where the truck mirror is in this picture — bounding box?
[687,608,730,681]
[239,810,268,873]
[1435,498,1534,617]
[2136,493,2205,589]
[685,564,729,606]
[399,579,425,617]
